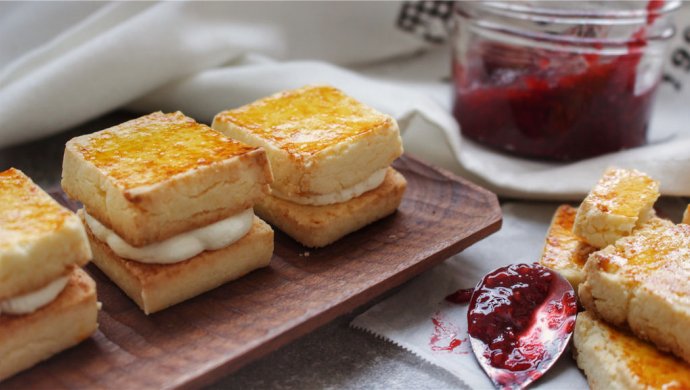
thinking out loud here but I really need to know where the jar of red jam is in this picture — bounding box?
[452,1,680,161]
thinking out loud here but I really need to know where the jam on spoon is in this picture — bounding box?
[467,263,577,389]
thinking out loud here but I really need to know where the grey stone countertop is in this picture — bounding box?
[0,110,469,390]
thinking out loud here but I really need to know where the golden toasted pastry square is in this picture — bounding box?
[579,219,690,363]
[0,168,91,300]
[84,215,273,314]
[255,168,406,248]
[0,268,98,381]
[574,311,690,390]
[539,205,597,290]
[573,168,659,249]
[62,111,272,247]
[212,85,403,200]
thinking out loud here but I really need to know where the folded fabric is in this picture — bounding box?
[0,1,423,147]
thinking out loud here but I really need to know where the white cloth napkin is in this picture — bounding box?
[0,1,688,198]
[0,1,424,145]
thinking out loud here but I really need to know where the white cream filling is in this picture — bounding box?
[84,208,254,264]
[0,276,69,315]
[273,168,387,206]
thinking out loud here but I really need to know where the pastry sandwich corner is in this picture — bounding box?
[0,168,97,381]
[62,111,274,314]
[212,85,407,248]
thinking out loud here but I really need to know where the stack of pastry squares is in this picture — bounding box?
[213,85,407,247]
[538,167,690,388]
[62,111,274,314]
[0,168,97,381]
[540,168,662,291]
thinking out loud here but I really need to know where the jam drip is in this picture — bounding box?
[445,288,474,304]
[467,263,577,388]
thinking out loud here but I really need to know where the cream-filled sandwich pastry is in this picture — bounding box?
[62,111,274,314]
[213,85,406,248]
[0,168,97,381]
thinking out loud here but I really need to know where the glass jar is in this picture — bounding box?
[451,1,680,161]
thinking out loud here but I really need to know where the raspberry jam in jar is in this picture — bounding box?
[452,1,680,161]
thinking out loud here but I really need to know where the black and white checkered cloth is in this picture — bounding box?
[397,1,454,44]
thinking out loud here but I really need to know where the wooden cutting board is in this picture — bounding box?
[4,155,502,389]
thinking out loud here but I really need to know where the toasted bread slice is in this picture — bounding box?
[0,168,91,300]
[540,205,597,290]
[579,219,690,363]
[212,85,403,200]
[84,214,273,314]
[573,168,659,248]
[574,311,690,390]
[256,168,406,248]
[0,268,98,381]
[62,111,272,247]
[683,205,690,225]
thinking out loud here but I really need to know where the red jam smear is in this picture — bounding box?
[452,2,665,161]
[467,263,577,386]
[429,311,467,353]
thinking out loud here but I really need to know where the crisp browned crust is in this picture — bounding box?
[212,85,403,198]
[85,216,274,314]
[214,85,394,158]
[256,168,406,248]
[574,311,690,389]
[539,205,597,290]
[0,268,98,381]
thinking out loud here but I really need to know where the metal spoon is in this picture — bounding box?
[467,263,577,390]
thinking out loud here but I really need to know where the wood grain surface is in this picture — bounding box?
[3,155,501,390]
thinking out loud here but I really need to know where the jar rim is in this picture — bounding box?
[458,1,681,23]
[455,1,680,46]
